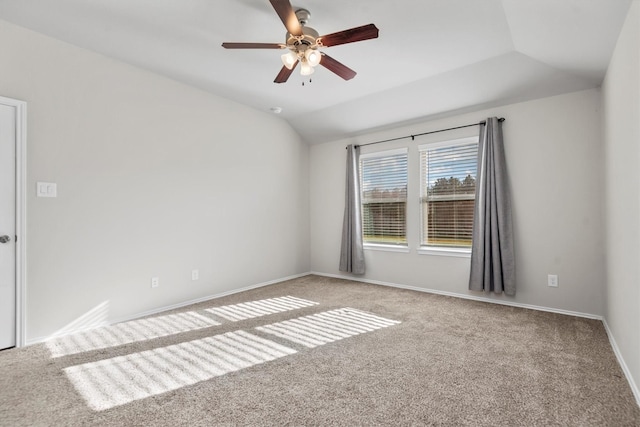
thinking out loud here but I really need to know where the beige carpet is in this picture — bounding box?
[1,275,638,426]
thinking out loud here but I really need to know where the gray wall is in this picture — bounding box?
[0,20,310,341]
[0,8,636,400]
[602,0,640,402]
[310,89,605,316]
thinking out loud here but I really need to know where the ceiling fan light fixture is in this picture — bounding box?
[300,61,315,76]
[305,48,321,67]
[281,51,298,70]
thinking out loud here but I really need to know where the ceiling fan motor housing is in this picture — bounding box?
[285,26,319,52]
[285,8,319,54]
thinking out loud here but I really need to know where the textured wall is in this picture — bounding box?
[602,0,640,403]
[311,89,605,316]
[0,19,310,341]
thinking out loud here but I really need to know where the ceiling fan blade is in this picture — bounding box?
[269,0,302,36]
[320,54,357,80]
[222,42,284,49]
[274,61,298,83]
[319,23,379,47]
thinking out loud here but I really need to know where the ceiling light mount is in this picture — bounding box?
[294,8,311,26]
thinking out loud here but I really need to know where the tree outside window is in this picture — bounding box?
[360,149,408,246]
[420,138,479,248]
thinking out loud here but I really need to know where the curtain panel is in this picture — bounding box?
[339,144,366,274]
[469,117,515,295]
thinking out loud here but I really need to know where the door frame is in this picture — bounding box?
[0,96,26,348]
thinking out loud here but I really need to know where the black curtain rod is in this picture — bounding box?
[347,117,505,149]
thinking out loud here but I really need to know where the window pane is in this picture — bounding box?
[420,141,478,248]
[360,151,408,245]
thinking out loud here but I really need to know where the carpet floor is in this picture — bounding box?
[1,275,638,426]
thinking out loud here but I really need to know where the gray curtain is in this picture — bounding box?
[469,117,515,295]
[339,144,365,274]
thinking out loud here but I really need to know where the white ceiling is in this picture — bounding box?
[0,0,632,144]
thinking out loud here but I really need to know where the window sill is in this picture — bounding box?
[418,247,471,258]
[364,243,410,253]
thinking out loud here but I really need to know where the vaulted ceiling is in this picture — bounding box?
[0,0,632,143]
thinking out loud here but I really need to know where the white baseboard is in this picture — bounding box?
[25,272,310,346]
[108,272,310,325]
[310,271,602,320]
[602,319,640,406]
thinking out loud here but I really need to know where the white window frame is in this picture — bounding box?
[360,148,409,252]
[418,136,479,257]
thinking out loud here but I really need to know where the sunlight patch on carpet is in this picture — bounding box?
[204,296,318,321]
[255,308,401,348]
[64,330,297,411]
[48,311,221,358]
[48,296,318,358]
[64,307,399,411]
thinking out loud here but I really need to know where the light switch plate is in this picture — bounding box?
[37,182,57,198]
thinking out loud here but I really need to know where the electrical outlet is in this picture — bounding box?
[151,277,159,288]
[548,274,558,287]
[191,269,199,281]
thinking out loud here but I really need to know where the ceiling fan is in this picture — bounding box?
[222,0,379,83]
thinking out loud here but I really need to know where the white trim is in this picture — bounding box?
[108,272,310,325]
[418,247,471,258]
[364,243,410,253]
[310,271,602,320]
[359,147,408,158]
[602,318,640,406]
[0,96,27,348]
[25,272,310,345]
[418,135,479,151]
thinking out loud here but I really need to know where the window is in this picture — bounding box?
[420,137,478,250]
[360,148,408,247]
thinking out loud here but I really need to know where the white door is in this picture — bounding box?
[0,103,16,350]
